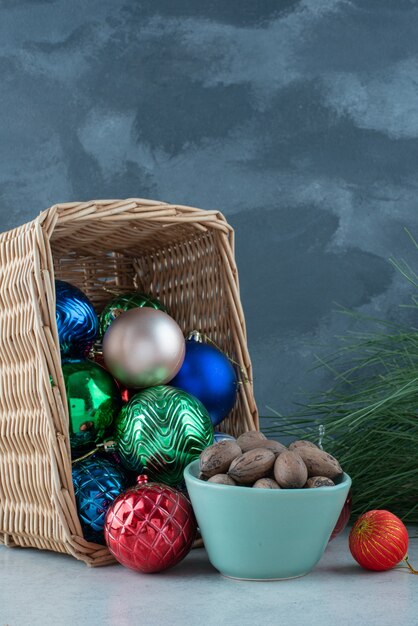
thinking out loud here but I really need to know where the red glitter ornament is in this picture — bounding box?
[104,475,197,573]
[349,510,417,572]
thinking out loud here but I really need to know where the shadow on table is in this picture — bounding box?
[158,549,217,579]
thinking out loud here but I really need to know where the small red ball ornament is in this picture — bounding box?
[104,475,197,573]
[349,510,410,571]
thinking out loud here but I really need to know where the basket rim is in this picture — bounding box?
[0,199,234,244]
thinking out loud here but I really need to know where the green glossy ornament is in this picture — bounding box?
[115,385,214,486]
[99,292,167,338]
[62,359,121,457]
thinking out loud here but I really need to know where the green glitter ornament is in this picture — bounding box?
[62,359,121,457]
[99,292,167,338]
[115,385,214,486]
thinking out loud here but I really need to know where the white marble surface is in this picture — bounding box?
[1,529,417,626]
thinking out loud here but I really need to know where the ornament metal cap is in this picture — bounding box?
[136,474,148,485]
[187,330,203,343]
[103,439,117,453]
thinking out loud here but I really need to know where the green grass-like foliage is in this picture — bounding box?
[264,231,418,523]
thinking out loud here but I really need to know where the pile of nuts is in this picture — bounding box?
[199,431,343,489]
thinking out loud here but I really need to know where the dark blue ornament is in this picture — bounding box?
[56,280,98,358]
[169,336,238,426]
[72,456,129,544]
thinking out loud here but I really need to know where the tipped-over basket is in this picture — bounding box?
[0,199,258,566]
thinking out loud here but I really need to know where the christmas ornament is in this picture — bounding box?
[62,359,121,456]
[72,456,129,543]
[89,351,134,404]
[103,308,185,388]
[99,291,167,338]
[169,333,238,426]
[105,476,197,573]
[349,510,412,571]
[115,385,214,486]
[330,490,352,541]
[120,387,135,403]
[55,280,98,358]
[214,431,236,443]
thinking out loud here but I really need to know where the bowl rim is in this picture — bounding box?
[184,458,352,493]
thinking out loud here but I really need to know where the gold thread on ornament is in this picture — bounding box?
[188,330,251,385]
[101,285,130,296]
[71,440,116,465]
[403,555,418,575]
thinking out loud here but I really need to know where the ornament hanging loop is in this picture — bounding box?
[187,331,204,343]
[404,555,418,575]
[318,424,325,450]
[71,439,116,465]
[188,330,251,385]
[101,285,127,296]
[88,342,103,360]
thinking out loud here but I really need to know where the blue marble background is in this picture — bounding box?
[1,0,418,417]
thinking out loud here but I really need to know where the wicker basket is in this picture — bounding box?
[0,198,258,566]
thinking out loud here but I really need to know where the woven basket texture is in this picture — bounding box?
[0,199,258,565]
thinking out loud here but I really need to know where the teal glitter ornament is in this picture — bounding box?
[115,386,214,486]
[72,456,129,544]
[62,359,121,457]
[99,292,167,338]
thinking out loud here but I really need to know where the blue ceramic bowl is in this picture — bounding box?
[184,460,351,580]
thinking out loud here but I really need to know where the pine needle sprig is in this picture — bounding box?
[263,237,418,523]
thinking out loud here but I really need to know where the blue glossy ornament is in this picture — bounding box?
[56,280,98,358]
[169,334,238,426]
[214,431,236,443]
[72,456,129,544]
